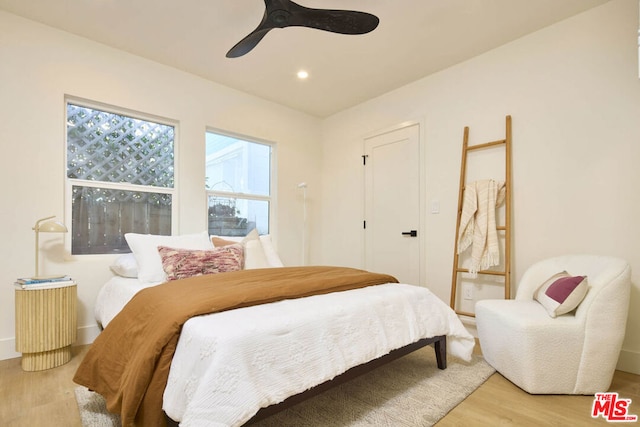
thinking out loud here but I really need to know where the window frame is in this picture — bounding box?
[205,128,277,237]
[64,96,179,256]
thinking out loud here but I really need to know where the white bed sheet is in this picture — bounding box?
[95,277,475,427]
[95,276,162,328]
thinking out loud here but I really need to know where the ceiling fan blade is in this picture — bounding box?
[226,27,272,58]
[226,0,379,58]
[289,8,379,35]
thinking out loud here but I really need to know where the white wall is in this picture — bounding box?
[0,11,322,359]
[318,0,640,374]
[2,1,639,376]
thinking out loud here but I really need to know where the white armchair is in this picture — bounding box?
[475,255,631,394]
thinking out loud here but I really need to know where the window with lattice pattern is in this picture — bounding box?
[66,101,175,255]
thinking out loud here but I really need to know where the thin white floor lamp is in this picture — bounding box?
[298,182,307,265]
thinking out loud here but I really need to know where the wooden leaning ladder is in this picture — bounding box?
[450,115,512,317]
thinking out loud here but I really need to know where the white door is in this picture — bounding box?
[364,123,421,284]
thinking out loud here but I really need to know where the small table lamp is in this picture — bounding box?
[33,215,68,279]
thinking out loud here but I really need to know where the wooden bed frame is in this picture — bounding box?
[164,335,446,426]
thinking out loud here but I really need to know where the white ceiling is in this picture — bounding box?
[0,0,609,117]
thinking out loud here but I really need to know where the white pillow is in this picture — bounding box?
[244,239,270,269]
[110,253,139,278]
[210,230,284,268]
[259,235,284,267]
[240,229,270,269]
[125,231,213,284]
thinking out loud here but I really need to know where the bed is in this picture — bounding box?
[76,231,475,427]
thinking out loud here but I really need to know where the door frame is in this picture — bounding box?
[362,118,426,286]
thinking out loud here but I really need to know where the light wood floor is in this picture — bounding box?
[1,344,638,426]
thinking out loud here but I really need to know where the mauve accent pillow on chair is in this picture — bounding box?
[534,271,588,318]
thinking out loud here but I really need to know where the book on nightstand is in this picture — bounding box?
[14,275,75,290]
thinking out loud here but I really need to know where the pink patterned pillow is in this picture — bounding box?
[158,244,244,281]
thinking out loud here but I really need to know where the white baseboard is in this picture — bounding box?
[458,314,478,338]
[0,337,20,361]
[617,348,640,375]
[0,324,100,362]
[77,324,101,346]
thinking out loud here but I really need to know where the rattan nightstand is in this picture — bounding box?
[14,281,77,371]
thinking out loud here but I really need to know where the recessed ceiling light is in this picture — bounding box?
[297,70,309,80]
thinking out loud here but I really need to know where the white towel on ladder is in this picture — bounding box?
[457,179,506,276]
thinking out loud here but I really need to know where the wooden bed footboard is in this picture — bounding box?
[164,335,446,426]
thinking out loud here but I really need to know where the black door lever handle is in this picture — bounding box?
[401,230,418,237]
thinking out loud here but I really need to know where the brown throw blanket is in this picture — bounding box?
[74,266,398,426]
